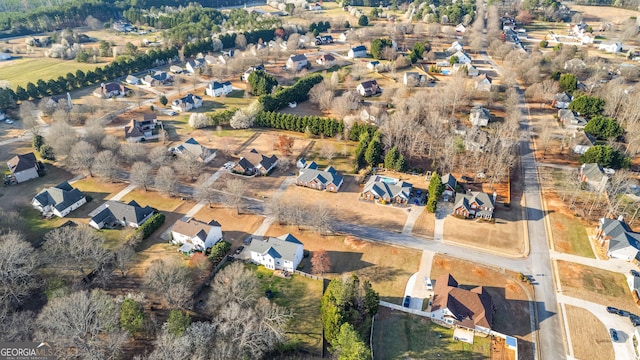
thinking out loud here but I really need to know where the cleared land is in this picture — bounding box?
[412,208,435,237]
[565,305,614,360]
[430,255,534,358]
[264,224,421,302]
[252,265,323,354]
[372,307,491,359]
[556,260,639,313]
[549,212,594,258]
[0,57,101,88]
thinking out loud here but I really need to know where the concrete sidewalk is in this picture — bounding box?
[110,184,137,201]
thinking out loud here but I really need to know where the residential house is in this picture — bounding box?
[125,75,139,85]
[47,92,73,109]
[247,233,304,272]
[205,81,233,97]
[448,41,464,54]
[361,175,412,205]
[233,148,278,176]
[553,92,573,109]
[403,72,420,87]
[171,93,203,113]
[558,109,586,130]
[442,173,457,201]
[308,2,322,10]
[296,158,308,169]
[93,82,130,98]
[453,63,479,77]
[572,22,589,35]
[598,42,622,54]
[366,61,380,70]
[339,31,350,42]
[579,163,613,192]
[286,54,308,71]
[0,52,12,61]
[185,58,205,73]
[241,65,266,81]
[455,24,466,33]
[628,273,640,304]
[89,200,155,229]
[348,45,367,59]
[596,216,640,261]
[464,127,490,153]
[430,273,494,334]
[32,181,87,217]
[474,74,492,91]
[564,59,587,72]
[296,162,344,192]
[172,137,216,163]
[7,153,39,183]
[171,217,223,253]
[204,55,217,65]
[357,80,381,97]
[141,71,172,86]
[572,131,596,155]
[453,191,496,219]
[112,21,134,32]
[316,53,336,66]
[451,50,472,65]
[360,105,388,125]
[124,114,160,142]
[469,106,490,127]
[169,65,183,74]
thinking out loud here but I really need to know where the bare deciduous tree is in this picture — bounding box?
[0,231,40,312]
[19,101,40,135]
[100,134,120,153]
[173,155,201,181]
[46,121,78,160]
[120,142,147,164]
[43,225,111,278]
[130,161,153,191]
[94,150,119,181]
[224,178,244,215]
[194,182,217,208]
[155,166,177,195]
[320,142,336,161]
[311,249,331,275]
[67,141,98,176]
[144,259,193,308]
[149,146,169,168]
[84,117,106,148]
[36,290,127,359]
[114,245,136,278]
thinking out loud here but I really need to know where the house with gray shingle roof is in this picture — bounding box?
[232,148,278,176]
[627,273,640,303]
[580,163,613,192]
[596,216,640,261]
[361,175,412,205]
[173,137,216,163]
[171,217,222,253]
[469,106,490,127]
[32,181,87,217]
[442,173,457,201]
[296,162,344,192]
[247,233,304,272]
[7,153,39,183]
[89,200,155,230]
[453,191,495,219]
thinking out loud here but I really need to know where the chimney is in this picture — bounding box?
[618,215,624,222]
[493,191,497,203]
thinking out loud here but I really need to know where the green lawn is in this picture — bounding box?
[120,189,184,212]
[19,207,66,244]
[372,308,491,359]
[302,140,357,173]
[251,264,323,353]
[549,212,595,258]
[0,57,102,89]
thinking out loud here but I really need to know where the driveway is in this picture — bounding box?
[405,250,436,311]
[433,202,453,241]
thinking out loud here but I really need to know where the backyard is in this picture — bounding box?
[556,260,639,313]
[565,305,614,360]
[372,307,491,359]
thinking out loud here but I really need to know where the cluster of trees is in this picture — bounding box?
[370,38,394,60]
[248,70,278,96]
[354,131,383,171]
[427,173,444,212]
[259,73,323,111]
[182,28,278,57]
[383,146,408,172]
[309,21,331,35]
[583,115,623,140]
[266,196,335,233]
[321,275,378,359]
[568,95,605,118]
[580,145,630,169]
[11,48,178,102]
[254,111,345,138]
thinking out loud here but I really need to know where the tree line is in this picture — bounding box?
[259,73,324,112]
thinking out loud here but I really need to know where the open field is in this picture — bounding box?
[191,206,264,248]
[120,189,186,213]
[264,224,421,302]
[430,255,534,358]
[412,208,435,237]
[0,57,102,89]
[251,264,323,353]
[569,4,640,26]
[565,304,614,360]
[556,260,639,313]
[372,307,491,359]
[549,212,594,258]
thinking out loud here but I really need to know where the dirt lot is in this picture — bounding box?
[412,209,435,237]
[264,224,421,302]
[565,304,614,360]
[430,255,534,359]
[569,5,640,27]
[542,187,595,257]
[556,260,639,313]
[191,206,263,248]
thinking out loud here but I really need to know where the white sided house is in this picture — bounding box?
[248,234,304,272]
[89,200,155,229]
[598,42,622,54]
[205,81,233,97]
[596,216,640,261]
[286,54,308,71]
[172,217,222,252]
[32,181,87,217]
[7,153,39,183]
[171,93,202,113]
[348,45,367,59]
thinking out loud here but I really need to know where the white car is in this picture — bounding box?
[5,119,13,124]
[425,277,433,291]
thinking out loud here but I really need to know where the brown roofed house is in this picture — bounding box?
[7,152,40,183]
[430,273,494,333]
[232,148,278,176]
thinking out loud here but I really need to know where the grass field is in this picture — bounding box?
[120,189,185,213]
[372,307,491,359]
[251,264,324,354]
[0,57,102,89]
[556,260,639,313]
[549,212,594,258]
[565,305,614,360]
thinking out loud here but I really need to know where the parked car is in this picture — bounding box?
[610,328,619,342]
[606,306,620,314]
[234,246,244,255]
[4,119,13,124]
[403,295,411,308]
[631,270,640,277]
[618,309,630,317]
[425,277,433,291]
[630,314,640,326]
[461,176,473,182]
